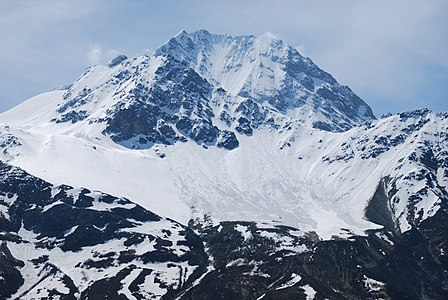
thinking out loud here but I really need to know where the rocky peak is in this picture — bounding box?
[156,29,375,129]
[0,30,377,152]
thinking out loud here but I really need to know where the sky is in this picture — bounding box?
[0,0,447,116]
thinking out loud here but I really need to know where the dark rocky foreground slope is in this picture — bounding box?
[1,161,447,299]
[0,161,207,299]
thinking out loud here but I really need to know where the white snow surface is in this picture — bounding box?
[234,224,252,241]
[363,275,386,292]
[276,273,302,290]
[302,284,317,300]
[0,97,447,239]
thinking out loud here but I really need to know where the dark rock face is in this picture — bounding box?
[365,177,398,233]
[181,213,448,300]
[0,133,21,150]
[58,87,92,114]
[234,99,279,134]
[235,117,253,136]
[217,130,239,150]
[108,54,128,68]
[0,242,24,299]
[101,57,240,150]
[52,110,88,124]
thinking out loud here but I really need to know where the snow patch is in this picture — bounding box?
[363,275,385,292]
[302,284,317,299]
[276,273,302,290]
[234,224,252,241]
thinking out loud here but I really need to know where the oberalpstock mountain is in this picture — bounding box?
[0,29,446,299]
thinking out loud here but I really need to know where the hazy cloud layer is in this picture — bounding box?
[0,0,447,115]
[87,44,119,65]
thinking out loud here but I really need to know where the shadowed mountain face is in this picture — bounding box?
[0,30,447,299]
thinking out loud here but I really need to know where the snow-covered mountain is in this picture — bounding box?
[0,30,374,149]
[0,30,447,299]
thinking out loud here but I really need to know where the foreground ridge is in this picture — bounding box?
[0,161,447,299]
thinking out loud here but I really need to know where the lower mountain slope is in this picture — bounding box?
[0,109,446,240]
[1,162,447,299]
[0,161,207,299]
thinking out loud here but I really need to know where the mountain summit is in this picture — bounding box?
[157,30,374,125]
[0,30,374,151]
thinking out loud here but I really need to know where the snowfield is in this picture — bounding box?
[1,98,446,239]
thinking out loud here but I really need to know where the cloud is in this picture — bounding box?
[0,0,107,111]
[295,45,306,57]
[260,31,279,39]
[87,44,120,65]
[87,44,102,65]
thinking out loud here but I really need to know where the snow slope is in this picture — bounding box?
[0,30,446,240]
[1,108,446,239]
